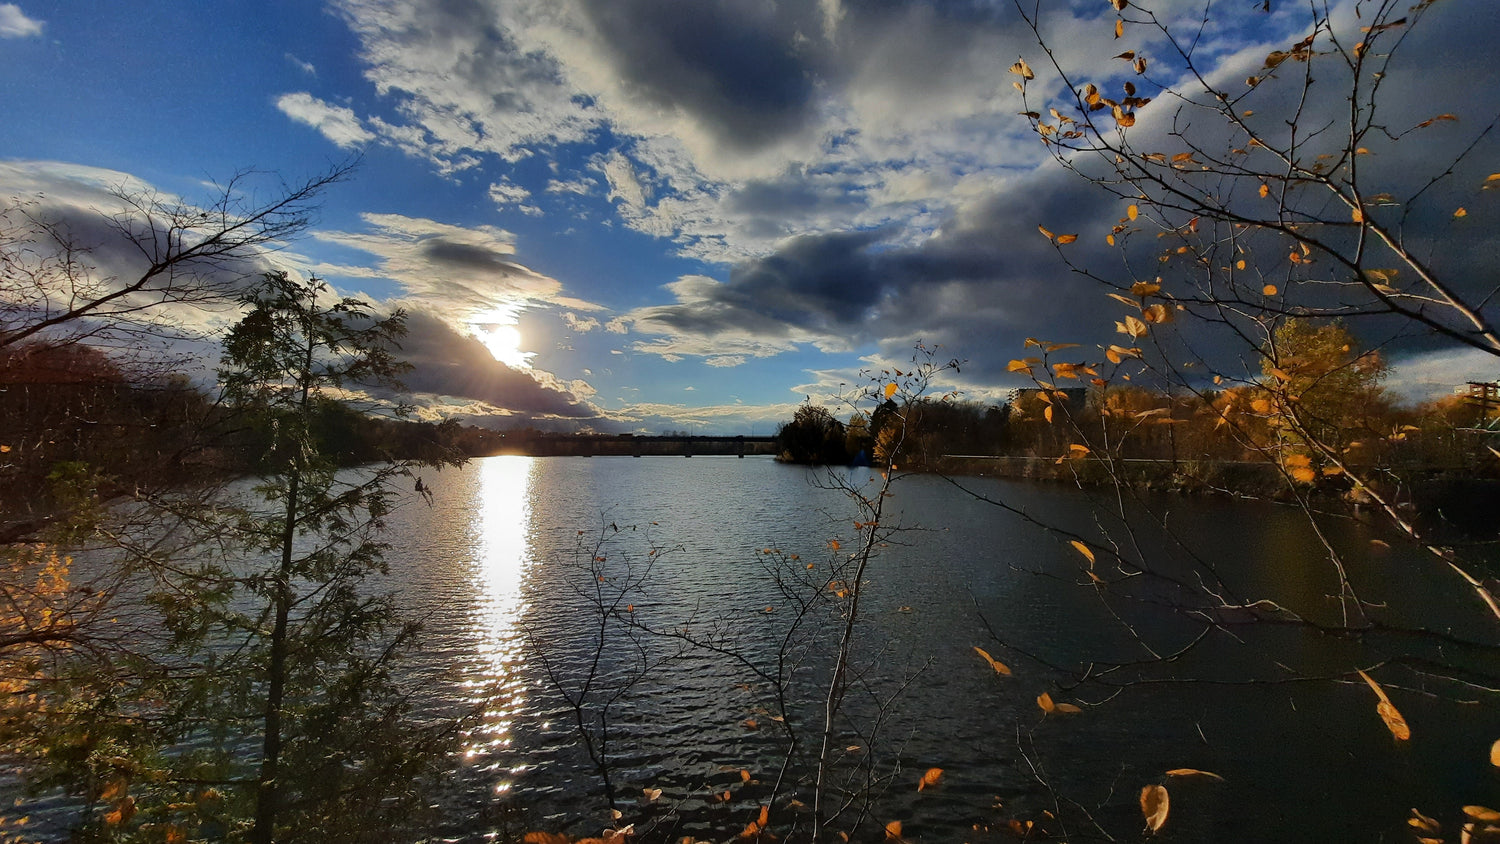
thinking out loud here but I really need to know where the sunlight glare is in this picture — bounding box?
[475,323,533,369]
[462,455,537,792]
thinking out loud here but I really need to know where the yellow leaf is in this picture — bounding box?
[1069,540,1096,566]
[1127,204,1139,221]
[884,382,898,399]
[1124,314,1148,338]
[1251,398,1272,413]
[1140,785,1170,833]
[0,445,9,453]
[1055,233,1079,244]
[1117,112,1136,128]
[1357,670,1411,741]
[885,820,903,840]
[1235,259,1246,270]
[1068,443,1091,458]
[1454,207,1468,218]
[1043,404,1054,423]
[1115,18,1124,38]
[1010,59,1034,80]
[1037,692,1056,713]
[1262,284,1278,296]
[1351,206,1364,223]
[1007,359,1033,373]
[1106,233,1116,246]
[1142,303,1172,324]
[974,646,1012,675]
[1166,769,1224,781]
[1038,224,1055,240]
[1466,805,1500,822]
[1259,183,1270,198]
[1131,281,1161,297]
[1270,367,1291,381]
[829,539,840,551]
[1491,738,1500,767]
[917,767,944,791]
[1408,808,1441,834]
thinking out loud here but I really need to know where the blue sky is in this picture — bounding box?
[2,0,1496,433]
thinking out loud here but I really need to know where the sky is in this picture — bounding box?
[1,0,1497,433]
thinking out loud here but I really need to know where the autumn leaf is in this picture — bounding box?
[885,820,904,841]
[1491,738,1500,767]
[1127,203,1139,221]
[1114,18,1124,38]
[1262,284,1278,296]
[1454,207,1468,218]
[1010,59,1034,80]
[1068,539,1096,566]
[1123,314,1148,338]
[1357,669,1411,741]
[1038,224,1055,240]
[1466,806,1500,823]
[1037,692,1057,713]
[1055,233,1079,244]
[1140,785,1170,833]
[1166,768,1225,781]
[644,787,663,802]
[524,833,572,844]
[974,646,1012,675]
[1259,183,1270,198]
[884,382,898,399]
[1068,443,1092,458]
[1130,280,1160,296]
[917,767,944,791]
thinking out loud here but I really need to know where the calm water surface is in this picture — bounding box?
[378,455,1500,842]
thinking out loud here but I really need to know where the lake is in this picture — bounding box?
[368,454,1500,843]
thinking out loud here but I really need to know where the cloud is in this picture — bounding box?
[310,213,588,321]
[286,53,317,76]
[276,92,374,148]
[0,4,41,38]
[487,178,542,216]
[562,312,599,333]
[396,309,611,428]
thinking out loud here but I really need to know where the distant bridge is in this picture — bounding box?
[496,435,779,458]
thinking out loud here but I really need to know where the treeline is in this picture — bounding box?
[776,323,1497,493]
[0,342,475,527]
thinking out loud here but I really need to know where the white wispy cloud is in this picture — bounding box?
[0,4,42,38]
[275,92,374,148]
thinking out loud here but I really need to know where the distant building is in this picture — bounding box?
[1461,381,1500,419]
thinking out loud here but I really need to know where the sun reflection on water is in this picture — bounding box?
[461,455,537,791]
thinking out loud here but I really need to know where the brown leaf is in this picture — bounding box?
[1140,784,1170,833]
[1010,59,1034,80]
[1465,806,1500,823]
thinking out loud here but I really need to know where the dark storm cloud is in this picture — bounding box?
[632,1,1500,384]
[573,0,822,154]
[397,309,608,423]
[420,238,531,275]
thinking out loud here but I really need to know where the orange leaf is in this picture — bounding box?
[1038,224,1055,240]
[884,382,898,399]
[1140,785,1170,833]
[1491,738,1500,767]
[974,646,1012,675]
[1068,540,1096,566]
[1262,284,1278,296]
[1037,692,1056,713]
[917,767,944,791]
[1055,233,1079,244]
[1166,768,1224,781]
[1259,183,1270,198]
[885,820,903,840]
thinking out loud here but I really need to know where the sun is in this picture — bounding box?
[475,323,532,369]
